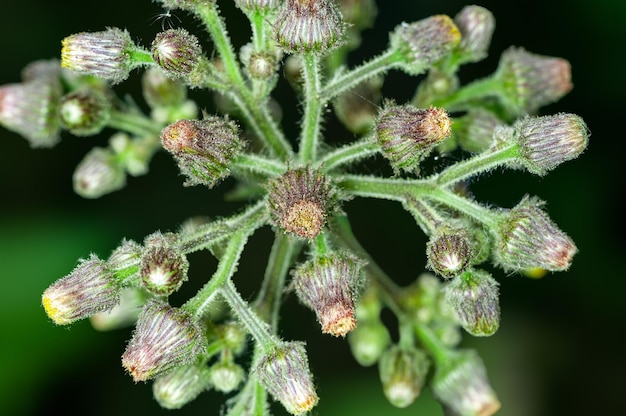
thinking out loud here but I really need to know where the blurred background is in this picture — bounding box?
[1,0,624,415]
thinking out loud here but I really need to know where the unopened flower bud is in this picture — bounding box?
[106,238,142,279]
[274,0,346,54]
[73,147,126,198]
[61,28,137,84]
[348,320,391,366]
[266,167,337,239]
[153,362,213,409]
[21,59,63,83]
[513,113,589,175]
[493,195,577,272]
[140,232,189,296]
[427,227,473,279]
[431,350,501,416]
[209,359,245,393]
[390,15,461,75]
[161,117,244,187]
[42,254,119,325]
[452,109,502,153]
[495,46,572,114]
[90,287,145,331]
[375,104,452,173]
[292,252,365,337]
[444,270,500,336]
[333,75,382,134]
[59,88,111,136]
[255,342,319,415]
[142,67,187,109]
[454,5,495,63]
[379,345,430,408]
[337,0,377,31]
[122,300,206,382]
[246,50,279,80]
[151,29,202,78]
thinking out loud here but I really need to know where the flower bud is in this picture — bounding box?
[333,75,382,134]
[390,15,461,75]
[255,342,319,415]
[454,5,495,63]
[513,113,589,175]
[431,350,501,416]
[90,287,145,331]
[73,147,126,198]
[160,117,244,187]
[495,46,572,114]
[42,254,119,325]
[493,195,577,272]
[245,50,280,80]
[21,59,63,84]
[292,252,365,337]
[151,29,202,78]
[153,362,213,409]
[444,270,500,337]
[106,238,142,280]
[61,28,137,84]
[122,300,206,382]
[427,227,473,279]
[266,167,337,239]
[140,232,189,296]
[452,109,502,153]
[337,0,377,31]
[378,345,430,408]
[141,67,187,109]
[59,88,111,136]
[274,0,346,54]
[347,320,391,366]
[209,359,245,393]
[375,104,452,173]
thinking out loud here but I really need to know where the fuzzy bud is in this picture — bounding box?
[140,232,189,296]
[493,195,577,272]
[348,320,391,366]
[432,350,501,416]
[59,88,111,136]
[454,5,495,63]
[42,254,119,325]
[444,270,500,336]
[246,50,279,80]
[427,227,473,279]
[378,345,430,408]
[452,109,502,153]
[61,28,137,84]
[106,238,142,279]
[73,147,126,198]
[274,0,346,54]
[90,287,145,331]
[209,360,245,393]
[375,104,452,173]
[142,67,187,109]
[390,15,461,75]
[337,0,377,31]
[267,167,337,239]
[292,252,364,337]
[161,117,243,187]
[333,75,382,134]
[122,300,206,382]
[513,113,589,175]
[151,29,202,78]
[255,342,319,415]
[153,362,213,409]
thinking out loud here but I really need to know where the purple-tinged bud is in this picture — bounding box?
[454,5,495,63]
[59,88,111,136]
[493,195,577,272]
[427,227,473,279]
[61,28,137,84]
[292,252,365,337]
[266,167,337,239]
[333,75,383,134]
[122,300,206,382]
[209,359,245,393]
[235,0,280,13]
[142,67,187,109]
[90,287,145,331]
[378,345,430,408]
[444,270,500,337]
[140,232,189,296]
[432,350,501,416]
[452,109,502,153]
[160,117,244,187]
[73,147,126,198]
[255,342,319,415]
[348,320,391,366]
[42,254,119,325]
[375,104,452,173]
[495,46,573,114]
[513,113,589,175]
[151,29,202,78]
[153,362,213,409]
[274,0,346,54]
[390,15,461,75]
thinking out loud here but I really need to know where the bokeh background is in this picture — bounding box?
[1,1,624,415]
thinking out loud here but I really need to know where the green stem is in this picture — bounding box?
[414,322,452,365]
[317,137,379,172]
[402,196,444,235]
[431,76,502,110]
[231,153,286,179]
[337,174,429,202]
[424,187,500,228]
[299,53,323,163]
[107,110,163,137]
[128,48,154,67]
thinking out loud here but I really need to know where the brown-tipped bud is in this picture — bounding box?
[495,46,573,115]
[266,167,337,239]
[0,80,60,147]
[333,75,383,134]
[59,88,111,136]
[140,232,189,296]
[444,270,500,337]
[274,0,346,54]
[513,113,589,175]
[255,342,319,415]
[390,15,461,75]
[153,362,213,409]
[142,67,187,109]
[379,345,430,408]
[427,227,473,279]
[292,252,365,337]
[209,359,245,393]
[235,0,280,13]
[151,29,202,78]
[375,104,452,173]
[348,320,391,366]
[122,300,206,382]
[73,147,126,198]
[432,350,501,416]
[161,117,244,187]
[493,195,577,272]
[454,5,495,63]
[61,28,137,84]
[452,109,502,153]
[42,254,120,325]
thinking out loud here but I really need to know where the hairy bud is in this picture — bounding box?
[73,147,126,198]
[379,345,430,408]
[454,5,495,63]
[151,29,202,78]
[348,320,391,366]
[427,227,473,279]
[153,362,213,409]
[140,232,189,296]
[59,88,111,136]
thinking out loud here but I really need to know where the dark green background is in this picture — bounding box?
[1,1,623,415]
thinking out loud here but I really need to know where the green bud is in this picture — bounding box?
[90,287,146,331]
[378,345,430,408]
[153,362,213,409]
[209,359,245,393]
[73,147,126,198]
[59,88,111,136]
[452,109,502,153]
[141,67,187,109]
[454,5,495,63]
[348,320,391,366]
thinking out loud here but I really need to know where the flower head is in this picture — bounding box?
[427,227,474,279]
[151,28,202,78]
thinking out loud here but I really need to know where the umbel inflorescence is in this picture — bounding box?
[0,1,588,414]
